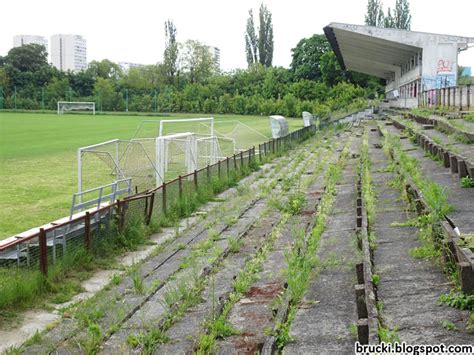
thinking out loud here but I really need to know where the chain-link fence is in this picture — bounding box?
[0,125,316,282]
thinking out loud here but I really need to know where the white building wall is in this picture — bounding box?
[13,35,48,49]
[51,34,87,72]
[421,43,458,91]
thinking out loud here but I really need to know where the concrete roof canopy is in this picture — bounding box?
[324,23,474,80]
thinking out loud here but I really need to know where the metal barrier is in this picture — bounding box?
[70,178,132,219]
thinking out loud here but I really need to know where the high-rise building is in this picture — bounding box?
[50,34,87,72]
[13,35,48,49]
[210,46,220,70]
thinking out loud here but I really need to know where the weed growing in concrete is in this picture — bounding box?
[441,319,458,331]
[439,289,474,311]
[274,142,350,349]
[461,176,474,188]
[132,272,145,295]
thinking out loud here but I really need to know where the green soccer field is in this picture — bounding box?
[0,112,303,239]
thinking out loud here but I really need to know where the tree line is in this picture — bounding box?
[0,3,385,117]
[365,0,411,29]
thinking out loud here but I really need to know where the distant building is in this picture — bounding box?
[118,62,145,72]
[211,46,220,70]
[13,35,48,49]
[462,67,472,76]
[50,34,87,72]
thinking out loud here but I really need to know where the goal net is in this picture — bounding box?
[132,118,214,140]
[58,101,96,115]
[155,132,222,185]
[78,118,223,194]
[78,139,161,196]
[198,120,269,154]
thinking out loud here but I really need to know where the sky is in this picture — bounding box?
[0,0,473,72]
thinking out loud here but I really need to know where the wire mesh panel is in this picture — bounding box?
[79,139,158,195]
[122,198,147,232]
[166,179,180,211]
[151,187,164,224]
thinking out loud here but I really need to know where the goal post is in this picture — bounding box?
[159,117,214,137]
[155,133,197,186]
[58,101,96,115]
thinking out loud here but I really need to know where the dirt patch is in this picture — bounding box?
[246,282,282,300]
[231,337,264,354]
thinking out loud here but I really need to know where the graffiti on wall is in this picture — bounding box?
[422,58,456,91]
[436,59,452,73]
[435,58,456,89]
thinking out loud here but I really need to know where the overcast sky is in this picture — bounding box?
[1,0,473,72]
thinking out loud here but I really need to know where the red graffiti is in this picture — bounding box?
[437,59,452,73]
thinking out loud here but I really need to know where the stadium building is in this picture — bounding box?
[324,23,474,108]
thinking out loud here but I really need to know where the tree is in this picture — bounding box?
[244,3,273,67]
[180,40,216,84]
[3,44,51,90]
[320,51,344,87]
[290,34,330,81]
[164,20,179,82]
[94,77,124,111]
[245,10,258,66]
[88,59,122,80]
[365,0,385,27]
[384,7,395,28]
[68,70,95,97]
[393,0,411,30]
[258,4,273,66]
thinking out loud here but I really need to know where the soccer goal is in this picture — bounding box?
[77,139,161,199]
[156,133,197,186]
[131,117,214,140]
[58,101,96,115]
[155,132,222,185]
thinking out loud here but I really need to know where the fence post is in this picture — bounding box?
[207,164,211,183]
[178,175,183,200]
[468,85,471,110]
[240,151,244,169]
[233,154,237,170]
[162,181,167,214]
[144,196,149,220]
[218,160,221,179]
[147,193,155,225]
[259,144,262,162]
[194,170,198,192]
[116,199,124,232]
[84,212,91,251]
[39,228,48,276]
[226,157,230,178]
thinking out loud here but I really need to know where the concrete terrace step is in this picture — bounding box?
[368,129,472,345]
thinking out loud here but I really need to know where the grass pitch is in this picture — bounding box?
[0,112,303,239]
